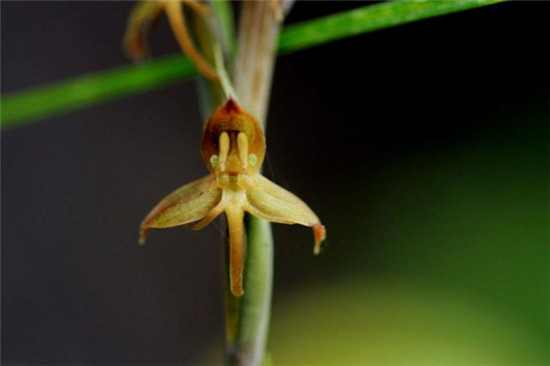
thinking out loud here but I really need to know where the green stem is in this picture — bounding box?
[236,216,274,365]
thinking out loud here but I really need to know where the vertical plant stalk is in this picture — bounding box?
[226,2,293,366]
[190,1,291,364]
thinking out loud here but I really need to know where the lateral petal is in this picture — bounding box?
[123,1,165,61]
[246,175,326,253]
[139,175,222,244]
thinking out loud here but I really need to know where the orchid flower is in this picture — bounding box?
[139,98,326,296]
[126,0,326,297]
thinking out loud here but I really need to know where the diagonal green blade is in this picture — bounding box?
[1,0,504,130]
[1,55,195,129]
[278,0,505,54]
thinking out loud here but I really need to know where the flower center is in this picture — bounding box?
[213,131,255,190]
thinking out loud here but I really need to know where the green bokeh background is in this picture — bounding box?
[265,100,548,363]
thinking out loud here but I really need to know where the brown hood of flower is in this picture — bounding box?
[201,98,266,176]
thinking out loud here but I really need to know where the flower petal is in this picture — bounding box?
[123,1,165,61]
[139,175,221,244]
[246,175,326,253]
[226,207,245,297]
[164,0,218,81]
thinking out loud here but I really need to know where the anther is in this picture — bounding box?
[218,132,230,172]
[237,132,249,169]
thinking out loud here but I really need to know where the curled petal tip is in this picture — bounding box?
[123,1,164,62]
[138,227,148,246]
[123,36,148,62]
[313,224,326,255]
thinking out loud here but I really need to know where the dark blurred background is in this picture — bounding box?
[1,1,548,364]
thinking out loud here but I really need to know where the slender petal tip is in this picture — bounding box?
[138,228,148,246]
[232,284,244,297]
[313,224,326,255]
[123,33,148,62]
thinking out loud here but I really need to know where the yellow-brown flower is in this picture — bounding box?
[140,99,326,297]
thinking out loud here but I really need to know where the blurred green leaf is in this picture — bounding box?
[1,0,504,129]
[1,55,195,129]
[278,0,505,53]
